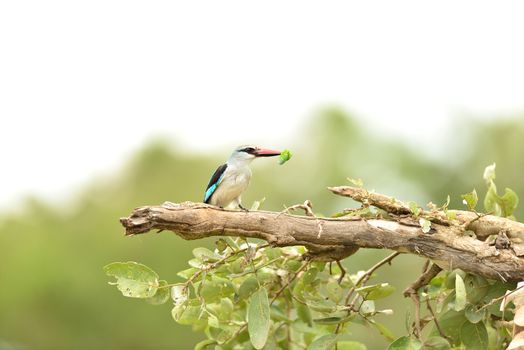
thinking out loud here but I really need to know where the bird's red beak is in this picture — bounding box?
[254,147,281,157]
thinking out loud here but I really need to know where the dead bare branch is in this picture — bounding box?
[119,191,524,282]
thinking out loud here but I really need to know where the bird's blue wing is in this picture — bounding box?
[204,163,228,203]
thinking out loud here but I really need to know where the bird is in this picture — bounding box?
[204,145,281,210]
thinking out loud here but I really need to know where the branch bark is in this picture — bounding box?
[120,187,524,283]
[329,186,524,244]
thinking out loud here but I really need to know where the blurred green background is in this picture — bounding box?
[1,109,523,350]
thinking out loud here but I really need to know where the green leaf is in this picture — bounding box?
[460,321,488,350]
[306,299,339,313]
[408,202,421,216]
[172,301,206,326]
[192,247,220,262]
[483,163,496,184]
[194,339,217,350]
[432,310,467,345]
[454,274,467,311]
[247,287,270,349]
[199,280,221,303]
[303,267,319,284]
[326,282,343,303]
[188,258,204,268]
[237,276,260,301]
[445,210,457,221]
[274,323,288,342]
[171,285,188,306]
[465,304,485,324]
[278,149,292,165]
[265,248,282,260]
[500,188,519,217]
[444,270,465,289]
[295,300,313,326]
[356,283,395,300]
[200,276,234,303]
[177,267,198,279]
[461,189,478,211]
[337,341,367,350]
[419,218,431,233]
[214,276,235,295]
[270,304,291,322]
[484,181,499,215]
[104,261,159,298]
[437,291,455,313]
[442,195,451,210]
[312,261,326,272]
[207,314,220,328]
[229,259,244,274]
[146,280,170,305]
[359,300,375,315]
[464,274,490,303]
[422,336,451,350]
[217,297,235,320]
[387,336,422,350]
[286,259,303,272]
[369,320,396,341]
[208,326,236,344]
[368,285,395,300]
[308,334,339,350]
[215,239,228,253]
[482,281,516,317]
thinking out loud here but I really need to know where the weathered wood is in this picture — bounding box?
[329,186,524,243]
[120,198,524,282]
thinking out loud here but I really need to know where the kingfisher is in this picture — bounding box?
[204,145,282,210]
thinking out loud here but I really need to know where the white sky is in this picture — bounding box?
[1,1,524,208]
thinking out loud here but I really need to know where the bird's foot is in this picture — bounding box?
[239,204,249,212]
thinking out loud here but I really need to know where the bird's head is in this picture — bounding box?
[229,145,282,163]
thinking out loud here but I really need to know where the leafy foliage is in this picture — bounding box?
[247,288,270,349]
[106,240,396,349]
[104,262,160,298]
[105,164,522,349]
[461,189,478,211]
[480,163,519,218]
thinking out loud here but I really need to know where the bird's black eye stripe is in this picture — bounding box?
[242,147,255,154]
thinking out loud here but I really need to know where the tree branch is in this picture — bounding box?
[329,186,524,245]
[403,263,442,298]
[120,189,524,282]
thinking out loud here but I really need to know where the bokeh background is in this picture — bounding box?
[2,1,524,349]
[1,111,524,350]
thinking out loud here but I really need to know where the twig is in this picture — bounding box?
[280,200,326,239]
[403,263,442,298]
[224,323,247,345]
[426,298,451,341]
[479,283,524,311]
[410,292,421,338]
[345,252,402,305]
[463,211,490,229]
[181,243,270,289]
[403,262,442,339]
[270,259,310,305]
[329,186,524,240]
[279,200,315,217]
[336,260,346,284]
[329,186,411,215]
[334,252,401,334]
